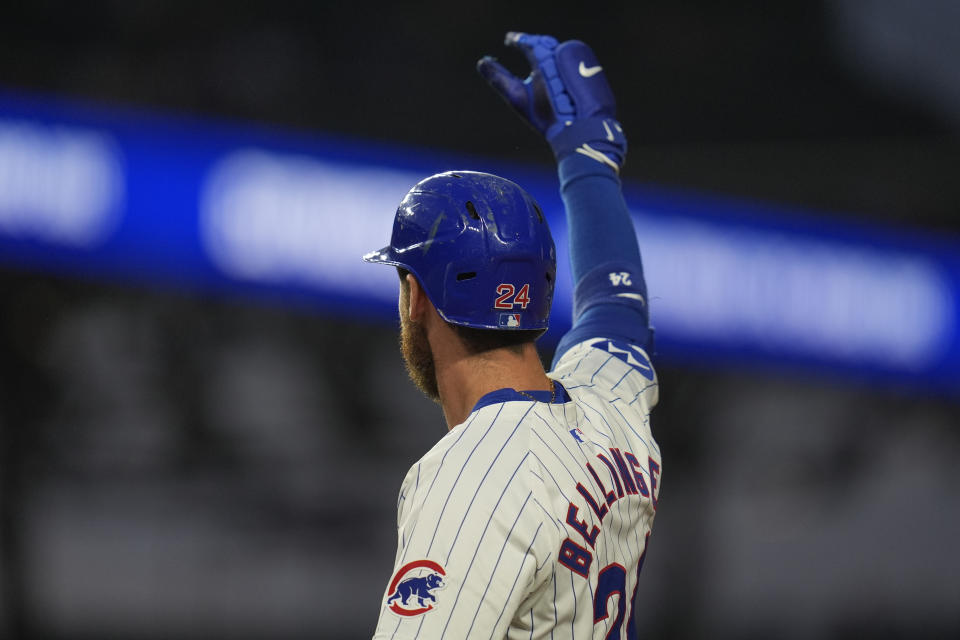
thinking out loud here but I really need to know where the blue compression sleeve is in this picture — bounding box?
[559,154,640,281]
[552,154,652,366]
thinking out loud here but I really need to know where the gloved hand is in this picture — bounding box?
[477,32,627,172]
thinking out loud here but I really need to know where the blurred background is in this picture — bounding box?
[1,1,959,638]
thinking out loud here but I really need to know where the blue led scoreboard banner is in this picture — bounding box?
[0,90,957,391]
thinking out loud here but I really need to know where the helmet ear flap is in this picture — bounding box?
[364,171,556,331]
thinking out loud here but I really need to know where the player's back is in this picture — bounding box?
[516,336,660,638]
[376,336,659,639]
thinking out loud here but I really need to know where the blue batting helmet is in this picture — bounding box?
[363,171,556,330]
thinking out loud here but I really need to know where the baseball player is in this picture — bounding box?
[366,32,660,639]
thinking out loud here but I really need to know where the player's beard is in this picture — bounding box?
[399,303,440,404]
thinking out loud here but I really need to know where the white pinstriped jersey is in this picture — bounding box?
[373,336,660,639]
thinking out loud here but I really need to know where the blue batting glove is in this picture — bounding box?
[477,32,627,172]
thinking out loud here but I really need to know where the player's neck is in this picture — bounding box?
[434,342,550,429]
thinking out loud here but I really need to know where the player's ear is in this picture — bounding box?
[405,273,429,322]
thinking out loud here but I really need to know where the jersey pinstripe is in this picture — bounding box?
[373,337,660,639]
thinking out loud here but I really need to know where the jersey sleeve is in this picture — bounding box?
[372,408,559,639]
[550,336,659,412]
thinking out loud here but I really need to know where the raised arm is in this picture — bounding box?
[478,32,652,365]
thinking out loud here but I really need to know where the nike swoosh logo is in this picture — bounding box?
[578,61,603,77]
[616,292,646,304]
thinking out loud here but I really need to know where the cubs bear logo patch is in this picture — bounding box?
[385,559,446,617]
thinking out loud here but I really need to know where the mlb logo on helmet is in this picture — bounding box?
[499,313,521,328]
[385,559,447,617]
